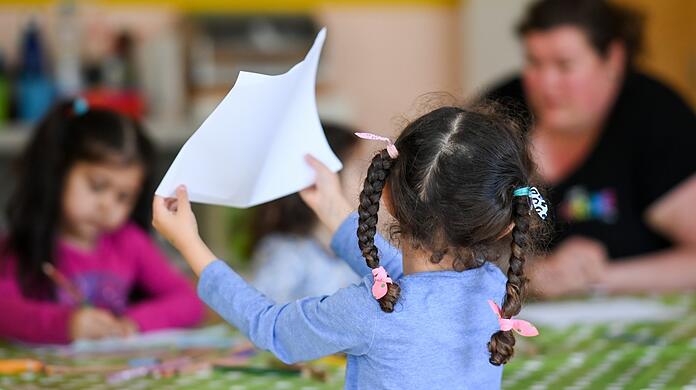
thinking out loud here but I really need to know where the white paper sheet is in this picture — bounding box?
[155,28,341,208]
[24,325,241,355]
[519,297,687,329]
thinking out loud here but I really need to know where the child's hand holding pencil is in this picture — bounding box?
[70,307,136,340]
[43,262,137,340]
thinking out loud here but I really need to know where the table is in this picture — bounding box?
[1,295,695,389]
[503,295,696,389]
[0,325,345,390]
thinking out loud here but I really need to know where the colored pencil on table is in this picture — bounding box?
[106,365,151,383]
[0,359,44,375]
[107,356,193,383]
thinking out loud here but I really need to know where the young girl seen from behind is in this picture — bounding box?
[153,104,546,389]
[0,99,204,344]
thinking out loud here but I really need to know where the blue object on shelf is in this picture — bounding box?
[17,21,55,123]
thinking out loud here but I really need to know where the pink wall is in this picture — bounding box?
[315,4,462,199]
[317,4,462,138]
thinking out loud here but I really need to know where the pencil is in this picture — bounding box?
[42,262,90,306]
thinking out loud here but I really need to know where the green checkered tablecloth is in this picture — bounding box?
[0,349,345,390]
[502,295,696,389]
[2,295,695,389]
[0,371,338,390]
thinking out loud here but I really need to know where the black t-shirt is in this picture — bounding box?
[488,72,696,259]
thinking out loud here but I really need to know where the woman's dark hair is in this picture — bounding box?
[2,99,156,299]
[251,122,359,246]
[357,102,545,365]
[517,0,644,68]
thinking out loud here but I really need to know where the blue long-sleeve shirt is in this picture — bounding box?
[198,212,507,389]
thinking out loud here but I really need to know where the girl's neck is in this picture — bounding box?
[401,241,455,275]
[59,227,98,253]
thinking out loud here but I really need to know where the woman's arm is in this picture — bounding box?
[645,174,696,246]
[599,248,696,294]
[530,175,696,297]
[599,174,696,293]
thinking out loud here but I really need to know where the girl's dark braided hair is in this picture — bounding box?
[357,149,400,312]
[356,102,546,364]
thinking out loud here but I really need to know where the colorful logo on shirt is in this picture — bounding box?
[559,186,617,223]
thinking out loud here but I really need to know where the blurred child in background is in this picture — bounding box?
[250,122,361,302]
[0,99,204,344]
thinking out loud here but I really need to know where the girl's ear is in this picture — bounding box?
[383,182,395,217]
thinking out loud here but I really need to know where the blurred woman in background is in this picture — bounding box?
[488,0,696,297]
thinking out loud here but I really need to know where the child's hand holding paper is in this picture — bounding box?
[299,154,352,233]
[154,28,341,276]
[155,28,340,209]
[153,186,215,276]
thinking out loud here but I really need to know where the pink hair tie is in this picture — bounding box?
[355,132,399,159]
[487,300,539,337]
[371,266,393,299]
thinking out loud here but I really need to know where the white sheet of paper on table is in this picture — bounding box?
[519,297,687,329]
[155,28,341,208]
[26,325,241,355]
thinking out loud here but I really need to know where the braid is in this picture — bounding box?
[488,196,531,365]
[357,149,401,312]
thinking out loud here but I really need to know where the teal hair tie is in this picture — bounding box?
[513,187,530,197]
[512,186,549,220]
[73,98,89,116]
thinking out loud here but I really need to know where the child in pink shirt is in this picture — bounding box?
[0,99,204,344]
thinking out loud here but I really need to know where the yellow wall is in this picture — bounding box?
[0,0,458,13]
[616,0,696,107]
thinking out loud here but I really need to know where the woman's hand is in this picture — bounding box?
[152,185,217,275]
[299,155,353,233]
[529,236,608,298]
